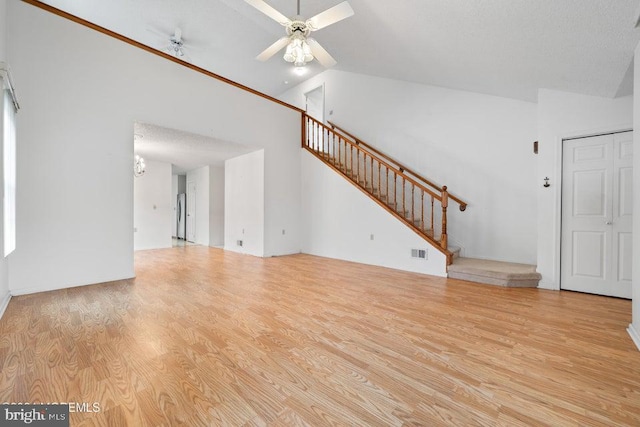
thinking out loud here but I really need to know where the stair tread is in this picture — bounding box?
[448,258,540,279]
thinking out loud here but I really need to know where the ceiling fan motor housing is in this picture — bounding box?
[169,37,184,57]
[286,20,310,37]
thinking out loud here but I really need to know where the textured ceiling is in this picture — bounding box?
[37,0,640,101]
[134,122,256,174]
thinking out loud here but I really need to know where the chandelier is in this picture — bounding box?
[134,154,146,177]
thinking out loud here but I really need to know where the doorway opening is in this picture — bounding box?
[304,84,325,123]
[132,121,254,255]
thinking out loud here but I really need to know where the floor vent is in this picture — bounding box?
[411,249,427,259]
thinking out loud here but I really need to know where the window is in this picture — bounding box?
[2,83,16,256]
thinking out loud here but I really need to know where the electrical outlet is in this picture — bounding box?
[237,240,243,247]
[242,228,245,234]
[282,229,286,235]
[370,234,374,240]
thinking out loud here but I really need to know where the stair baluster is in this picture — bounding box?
[302,113,462,264]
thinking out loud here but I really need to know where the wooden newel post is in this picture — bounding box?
[301,113,307,148]
[441,185,448,250]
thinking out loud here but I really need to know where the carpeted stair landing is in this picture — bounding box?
[448,257,541,288]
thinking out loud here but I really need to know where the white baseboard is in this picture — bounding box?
[537,280,560,291]
[10,274,135,296]
[0,291,11,320]
[628,324,640,351]
[10,282,82,296]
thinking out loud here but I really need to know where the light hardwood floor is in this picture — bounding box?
[1,247,639,426]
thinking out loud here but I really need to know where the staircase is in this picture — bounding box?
[302,114,541,287]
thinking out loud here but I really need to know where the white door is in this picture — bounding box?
[561,131,633,298]
[186,181,196,243]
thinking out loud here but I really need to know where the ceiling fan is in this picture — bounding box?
[245,0,354,68]
[148,26,196,60]
[167,28,186,58]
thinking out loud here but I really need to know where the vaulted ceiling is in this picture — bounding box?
[36,0,640,102]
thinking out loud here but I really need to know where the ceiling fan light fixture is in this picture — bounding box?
[283,37,314,66]
[134,154,146,177]
[169,34,185,58]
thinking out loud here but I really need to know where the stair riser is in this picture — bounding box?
[448,271,539,288]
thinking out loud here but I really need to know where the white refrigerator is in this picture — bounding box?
[176,193,186,239]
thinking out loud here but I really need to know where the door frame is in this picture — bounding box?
[556,126,633,292]
[186,180,196,243]
[304,84,325,123]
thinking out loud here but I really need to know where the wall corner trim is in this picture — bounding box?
[628,324,640,351]
[0,292,11,320]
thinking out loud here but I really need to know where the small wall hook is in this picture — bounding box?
[543,177,550,188]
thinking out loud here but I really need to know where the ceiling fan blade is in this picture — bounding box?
[256,37,290,61]
[147,27,167,38]
[307,39,337,67]
[306,1,354,31]
[244,0,291,25]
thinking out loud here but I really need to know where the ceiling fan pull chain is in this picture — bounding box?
[297,0,300,16]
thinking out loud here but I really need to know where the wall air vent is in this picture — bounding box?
[411,249,427,259]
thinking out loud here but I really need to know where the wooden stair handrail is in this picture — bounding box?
[307,116,442,200]
[327,120,467,211]
[303,114,454,264]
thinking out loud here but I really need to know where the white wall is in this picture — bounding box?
[280,70,538,265]
[187,166,210,246]
[630,45,640,351]
[209,165,224,247]
[301,150,447,276]
[134,160,172,250]
[7,2,301,294]
[263,137,303,257]
[0,0,6,62]
[225,150,264,257]
[536,89,633,290]
[0,0,10,316]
